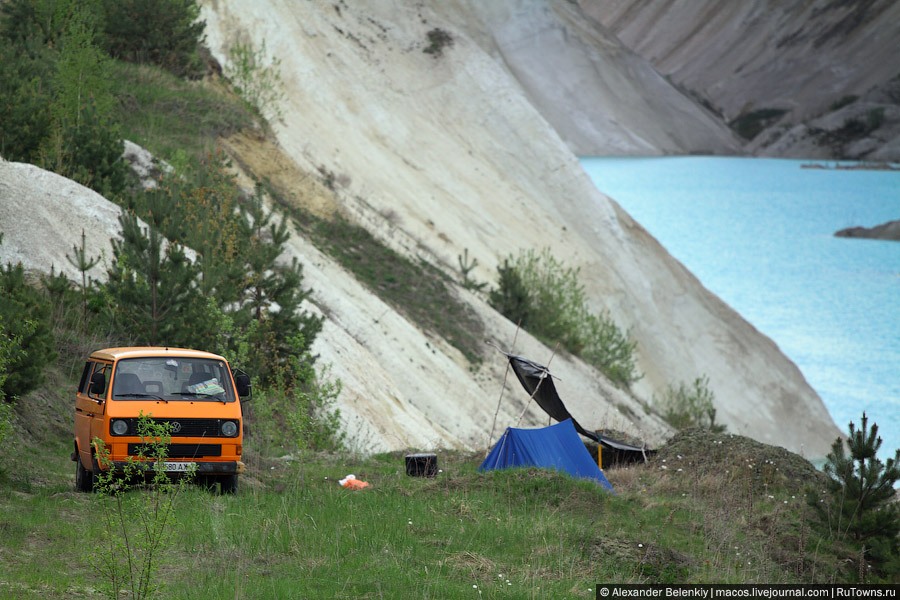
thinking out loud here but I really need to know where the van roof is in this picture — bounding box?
[89,347,228,362]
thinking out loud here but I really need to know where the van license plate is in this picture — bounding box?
[163,462,191,472]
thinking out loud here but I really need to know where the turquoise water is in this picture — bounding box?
[581,156,899,459]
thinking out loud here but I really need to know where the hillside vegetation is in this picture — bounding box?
[2,355,897,597]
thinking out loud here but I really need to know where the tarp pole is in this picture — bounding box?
[597,445,603,470]
[514,344,559,427]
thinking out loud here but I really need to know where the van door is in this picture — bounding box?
[75,361,111,464]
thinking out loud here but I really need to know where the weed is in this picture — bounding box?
[457,248,486,292]
[225,38,286,123]
[92,414,196,599]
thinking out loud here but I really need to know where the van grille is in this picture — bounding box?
[128,443,222,458]
[117,418,233,437]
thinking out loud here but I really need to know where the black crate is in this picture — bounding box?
[405,453,438,477]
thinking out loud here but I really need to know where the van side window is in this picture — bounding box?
[77,362,91,393]
[89,363,112,398]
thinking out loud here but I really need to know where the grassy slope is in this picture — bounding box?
[0,59,856,597]
[0,361,849,598]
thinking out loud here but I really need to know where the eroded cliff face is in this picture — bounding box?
[588,0,900,160]
[195,0,842,457]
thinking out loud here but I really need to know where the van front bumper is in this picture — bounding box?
[110,460,245,474]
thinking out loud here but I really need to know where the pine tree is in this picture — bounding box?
[65,229,101,326]
[237,185,322,386]
[814,412,900,580]
[40,0,126,197]
[100,0,206,78]
[0,261,56,400]
[104,212,204,347]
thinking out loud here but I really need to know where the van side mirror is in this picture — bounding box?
[89,372,106,397]
[233,371,252,400]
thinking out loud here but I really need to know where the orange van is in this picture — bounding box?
[73,347,251,494]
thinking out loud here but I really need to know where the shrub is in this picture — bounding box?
[457,248,486,292]
[489,248,640,386]
[93,414,195,599]
[224,38,286,122]
[655,375,723,432]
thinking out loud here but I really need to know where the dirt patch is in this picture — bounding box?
[653,428,829,496]
[219,130,340,219]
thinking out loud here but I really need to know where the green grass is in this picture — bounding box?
[295,211,485,365]
[0,411,851,599]
[110,61,254,164]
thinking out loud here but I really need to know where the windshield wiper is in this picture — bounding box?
[114,393,165,401]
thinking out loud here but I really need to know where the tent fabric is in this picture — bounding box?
[508,355,599,442]
[479,419,614,491]
[506,354,652,465]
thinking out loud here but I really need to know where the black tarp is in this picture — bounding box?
[506,354,652,465]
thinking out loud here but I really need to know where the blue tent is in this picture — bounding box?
[479,419,613,491]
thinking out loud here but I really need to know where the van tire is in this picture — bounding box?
[220,474,238,495]
[75,455,94,493]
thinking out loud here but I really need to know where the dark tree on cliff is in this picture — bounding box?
[104,212,212,348]
[100,0,206,78]
[0,261,56,401]
[235,186,322,386]
[811,412,900,580]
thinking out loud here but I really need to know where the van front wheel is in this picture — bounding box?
[220,474,238,495]
[75,455,95,493]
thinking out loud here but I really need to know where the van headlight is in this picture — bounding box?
[221,420,239,437]
[111,420,129,436]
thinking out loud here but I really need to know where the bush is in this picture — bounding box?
[489,248,640,386]
[93,414,195,599]
[655,375,723,432]
[224,39,285,122]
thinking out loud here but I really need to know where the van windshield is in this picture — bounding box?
[112,357,235,403]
